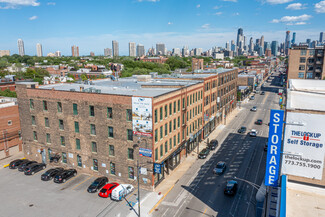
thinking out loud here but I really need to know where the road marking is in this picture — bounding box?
[149,183,176,214]
[72,175,92,190]
[60,174,81,186]
[203,208,207,214]
[3,157,25,168]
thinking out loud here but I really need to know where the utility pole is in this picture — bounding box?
[137,159,140,217]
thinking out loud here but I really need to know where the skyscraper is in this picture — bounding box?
[225,41,230,51]
[112,40,119,57]
[156,43,165,55]
[260,35,264,54]
[136,44,145,57]
[231,40,236,52]
[104,48,112,57]
[71,45,79,57]
[129,42,136,57]
[236,28,243,47]
[271,41,279,56]
[182,46,189,57]
[291,32,296,45]
[249,37,254,53]
[285,31,291,56]
[55,51,61,57]
[36,43,43,57]
[320,32,324,42]
[17,39,25,56]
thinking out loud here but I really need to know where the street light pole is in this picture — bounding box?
[137,159,140,217]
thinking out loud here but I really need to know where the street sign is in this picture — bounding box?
[139,148,152,158]
[154,163,162,174]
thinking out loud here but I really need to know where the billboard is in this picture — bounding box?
[132,97,153,137]
[282,112,325,180]
[265,109,284,187]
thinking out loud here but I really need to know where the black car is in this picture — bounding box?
[9,159,29,169]
[50,154,60,163]
[24,163,46,175]
[18,160,37,172]
[264,143,268,152]
[255,119,263,125]
[213,161,226,175]
[208,140,218,150]
[261,91,265,95]
[198,148,210,159]
[54,169,77,183]
[87,177,109,193]
[41,168,64,181]
[237,126,247,134]
[224,180,238,196]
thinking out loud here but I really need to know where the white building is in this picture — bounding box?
[129,42,136,57]
[17,39,25,56]
[36,43,43,57]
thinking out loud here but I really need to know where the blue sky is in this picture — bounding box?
[0,0,324,56]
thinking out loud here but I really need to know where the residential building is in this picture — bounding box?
[182,46,189,57]
[104,48,112,57]
[288,45,325,80]
[129,42,136,57]
[172,48,181,56]
[140,56,168,64]
[260,36,264,55]
[136,44,145,57]
[17,39,25,56]
[192,58,204,71]
[156,43,165,55]
[71,45,79,57]
[112,40,119,57]
[36,43,43,57]
[0,50,10,57]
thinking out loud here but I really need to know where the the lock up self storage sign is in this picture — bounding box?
[265,110,284,187]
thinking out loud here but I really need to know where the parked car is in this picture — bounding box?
[54,169,77,183]
[208,139,218,150]
[249,129,258,137]
[213,161,226,175]
[224,180,238,196]
[261,91,265,95]
[87,177,109,193]
[111,184,134,201]
[98,182,119,198]
[18,160,37,172]
[9,159,29,169]
[41,167,64,181]
[24,163,46,175]
[250,95,255,100]
[50,154,60,163]
[198,148,210,159]
[264,143,268,152]
[238,126,247,134]
[250,106,257,112]
[255,119,263,125]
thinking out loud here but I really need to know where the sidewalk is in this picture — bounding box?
[0,151,24,169]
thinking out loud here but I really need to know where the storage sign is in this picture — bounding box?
[265,109,284,187]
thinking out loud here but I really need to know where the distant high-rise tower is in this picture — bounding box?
[237,28,243,47]
[291,32,296,45]
[260,35,264,54]
[71,45,79,57]
[55,51,61,57]
[129,42,136,57]
[136,44,145,57]
[104,48,112,57]
[320,32,324,42]
[112,40,119,57]
[36,43,43,57]
[225,41,230,51]
[17,39,25,56]
[182,46,189,57]
[231,40,236,52]
[156,43,165,55]
[271,41,279,56]
[249,37,254,53]
[285,31,291,56]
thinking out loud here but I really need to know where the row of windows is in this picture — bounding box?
[298,72,314,79]
[154,133,180,161]
[29,100,132,121]
[218,72,236,86]
[154,117,181,142]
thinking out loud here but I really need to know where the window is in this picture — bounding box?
[154,109,158,123]
[178,133,180,143]
[169,121,172,133]
[174,101,176,113]
[182,98,185,109]
[178,100,180,112]
[160,107,163,120]
[32,116,36,126]
[127,129,133,141]
[173,119,176,130]
[178,117,180,128]
[77,155,82,167]
[169,103,172,116]
[298,72,304,78]
[76,138,81,150]
[45,117,49,128]
[59,119,64,130]
[174,135,176,147]
[89,105,95,117]
[29,99,34,109]
[46,133,51,144]
[33,131,37,141]
[155,129,158,142]
[128,166,134,179]
[90,124,96,135]
[307,65,314,71]
[109,145,115,156]
[128,148,134,160]
[306,73,313,79]
[108,126,114,138]
[43,100,48,111]
[160,126,163,139]
[93,159,98,171]
[75,121,79,133]
[165,105,168,118]
[165,123,168,136]
[60,136,65,146]
[57,102,62,113]
[160,144,163,157]
[107,107,113,119]
[62,152,67,163]
[299,65,305,70]
[309,50,315,56]
[300,57,306,63]
[300,49,307,56]
[165,142,168,154]
[169,138,172,150]
[73,103,78,115]
[308,58,315,64]
[110,162,116,175]
[155,148,158,161]
[92,141,97,153]
[126,109,132,121]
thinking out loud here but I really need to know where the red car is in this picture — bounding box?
[98,182,119,198]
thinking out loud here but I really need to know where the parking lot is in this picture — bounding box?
[0,166,149,217]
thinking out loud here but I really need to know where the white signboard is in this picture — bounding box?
[282,113,325,180]
[132,97,152,137]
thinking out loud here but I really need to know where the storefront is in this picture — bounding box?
[167,147,182,170]
[186,130,203,154]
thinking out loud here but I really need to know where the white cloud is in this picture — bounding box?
[201,24,210,29]
[213,6,221,9]
[137,0,160,2]
[0,0,40,9]
[286,3,306,10]
[271,14,312,23]
[167,22,173,25]
[196,4,200,8]
[221,0,237,2]
[47,2,55,5]
[233,12,240,16]
[265,0,293,4]
[315,1,325,13]
[29,15,38,20]
[214,12,223,15]
[286,21,307,25]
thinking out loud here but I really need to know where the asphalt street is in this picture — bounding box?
[152,72,284,217]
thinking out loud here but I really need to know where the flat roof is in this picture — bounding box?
[193,68,236,74]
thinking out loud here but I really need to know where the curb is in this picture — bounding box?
[2,157,25,168]
[149,183,176,215]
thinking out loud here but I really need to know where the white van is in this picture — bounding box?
[111,184,134,201]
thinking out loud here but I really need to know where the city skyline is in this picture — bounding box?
[0,0,324,55]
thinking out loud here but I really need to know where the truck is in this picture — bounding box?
[111,184,134,201]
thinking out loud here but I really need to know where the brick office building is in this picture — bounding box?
[16,68,237,190]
